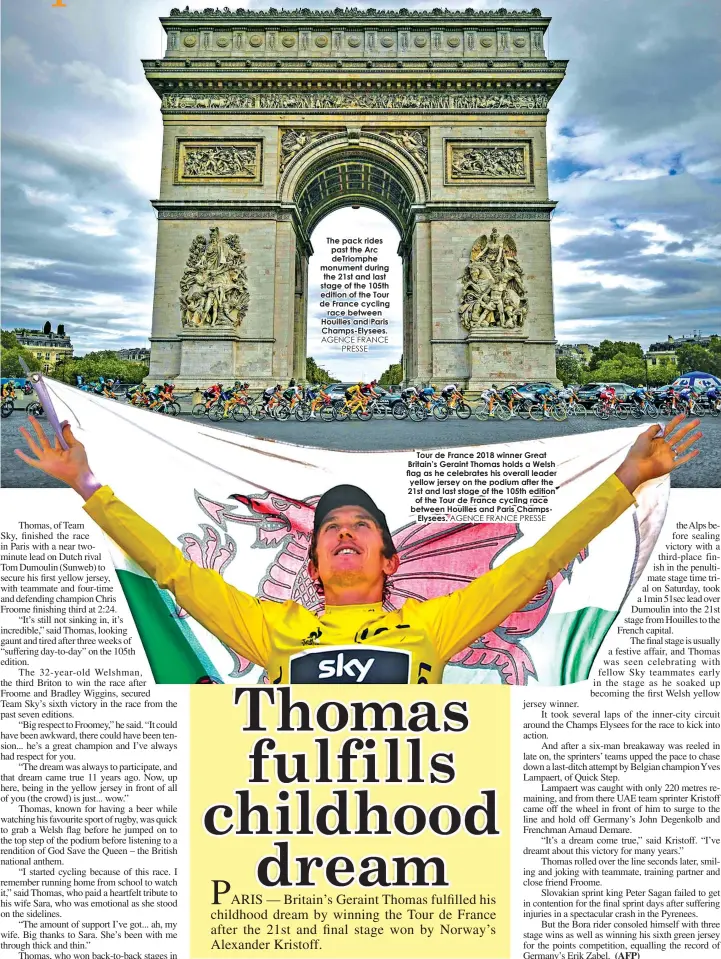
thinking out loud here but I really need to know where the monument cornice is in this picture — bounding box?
[143,59,567,76]
[164,8,551,26]
[151,200,297,220]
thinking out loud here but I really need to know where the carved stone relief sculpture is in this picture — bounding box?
[459,229,529,333]
[446,140,531,185]
[179,227,250,330]
[163,90,549,113]
[375,129,429,173]
[279,129,335,172]
[184,145,257,178]
[451,145,525,179]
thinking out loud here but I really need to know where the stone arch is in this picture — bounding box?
[145,7,565,389]
[279,132,428,243]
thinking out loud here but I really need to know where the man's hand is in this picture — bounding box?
[615,413,702,493]
[15,417,102,501]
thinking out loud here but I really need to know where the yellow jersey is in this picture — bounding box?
[83,476,634,684]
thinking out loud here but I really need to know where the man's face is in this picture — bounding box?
[309,506,398,595]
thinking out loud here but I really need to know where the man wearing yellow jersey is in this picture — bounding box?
[16,415,700,684]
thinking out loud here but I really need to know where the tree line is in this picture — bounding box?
[556,338,721,387]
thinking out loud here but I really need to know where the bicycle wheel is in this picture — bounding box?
[629,404,643,418]
[319,404,335,422]
[529,404,545,422]
[208,403,223,421]
[691,403,706,418]
[27,402,44,417]
[433,403,449,421]
[295,402,311,422]
[1,400,13,419]
[192,403,208,417]
[232,403,250,422]
[495,403,512,421]
[593,403,609,420]
[474,402,490,421]
[355,407,373,421]
[392,403,408,420]
[515,401,533,420]
[455,402,472,420]
[334,404,351,422]
[409,404,427,422]
[569,403,586,418]
[275,404,291,421]
[645,403,658,417]
[550,403,567,422]
[708,403,720,418]
[372,402,389,419]
[614,405,629,420]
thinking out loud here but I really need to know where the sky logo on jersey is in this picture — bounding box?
[289,646,411,684]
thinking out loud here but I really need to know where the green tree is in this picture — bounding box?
[0,332,40,378]
[592,354,647,386]
[674,343,721,379]
[379,356,404,386]
[53,352,149,386]
[43,321,52,335]
[1,347,41,378]
[646,364,673,387]
[588,340,643,371]
[57,324,65,337]
[556,354,582,386]
[304,356,339,385]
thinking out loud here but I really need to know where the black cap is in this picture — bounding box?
[313,484,392,543]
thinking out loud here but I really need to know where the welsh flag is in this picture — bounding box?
[43,379,668,686]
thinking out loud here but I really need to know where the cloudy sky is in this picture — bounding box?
[2,0,719,381]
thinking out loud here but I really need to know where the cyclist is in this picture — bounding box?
[677,385,694,413]
[706,384,720,412]
[480,384,504,412]
[1,381,16,402]
[283,382,301,402]
[530,383,556,419]
[201,383,222,412]
[261,384,282,415]
[414,384,436,416]
[631,385,650,412]
[17,415,703,684]
[658,385,678,412]
[500,384,525,416]
[360,379,380,407]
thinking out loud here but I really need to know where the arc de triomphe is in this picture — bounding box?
[143,7,566,388]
